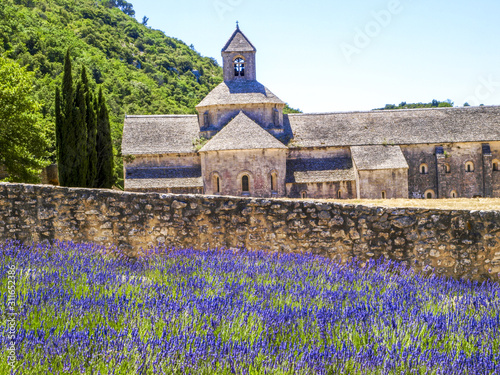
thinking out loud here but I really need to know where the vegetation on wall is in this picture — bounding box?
[0,0,224,187]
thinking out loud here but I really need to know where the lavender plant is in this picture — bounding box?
[1,241,499,374]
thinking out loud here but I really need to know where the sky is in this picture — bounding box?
[132,0,500,113]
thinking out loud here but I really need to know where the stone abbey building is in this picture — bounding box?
[122,27,500,199]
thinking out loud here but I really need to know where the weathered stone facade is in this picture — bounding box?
[201,149,287,197]
[122,27,500,200]
[402,142,500,199]
[1,183,500,281]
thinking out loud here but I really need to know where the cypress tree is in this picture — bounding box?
[54,87,63,183]
[56,50,114,189]
[96,87,114,189]
[67,80,88,187]
[57,49,75,186]
[82,68,98,187]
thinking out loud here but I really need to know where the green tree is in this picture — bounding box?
[283,104,302,114]
[56,50,90,187]
[56,49,74,186]
[375,99,454,110]
[82,67,98,187]
[0,55,49,182]
[96,87,114,188]
[69,79,88,187]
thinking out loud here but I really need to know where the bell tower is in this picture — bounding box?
[221,23,257,82]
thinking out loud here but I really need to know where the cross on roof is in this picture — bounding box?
[236,21,239,29]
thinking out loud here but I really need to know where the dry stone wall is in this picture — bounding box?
[1,183,499,281]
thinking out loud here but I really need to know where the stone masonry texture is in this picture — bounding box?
[1,183,500,281]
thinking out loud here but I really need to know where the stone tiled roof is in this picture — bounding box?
[222,28,256,52]
[351,145,409,170]
[286,158,356,183]
[199,112,288,152]
[285,106,500,147]
[196,81,284,108]
[125,167,203,189]
[122,115,199,155]
[125,178,203,190]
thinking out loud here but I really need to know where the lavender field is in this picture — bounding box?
[1,241,500,374]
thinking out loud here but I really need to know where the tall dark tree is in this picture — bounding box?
[56,51,115,189]
[56,50,91,187]
[67,80,88,187]
[96,87,114,188]
[56,49,75,186]
[82,68,98,187]
[54,87,63,179]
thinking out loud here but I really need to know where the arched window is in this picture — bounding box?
[241,175,249,192]
[445,164,451,174]
[234,58,245,77]
[270,172,277,193]
[213,174,221,193]
[420,163,428,174]
[465,161,475,172]
[424,189,435,199]
[450,190,458,198]
[381,191,386,199]
[337,190,342,199]
[301,191,307,199]
[493,160,499,171]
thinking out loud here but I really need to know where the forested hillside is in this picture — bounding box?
[0,0,224,187]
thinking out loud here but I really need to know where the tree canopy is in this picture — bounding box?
[0,55,49,182]
[375,99,454,111]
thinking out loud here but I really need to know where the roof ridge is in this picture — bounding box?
[126,115,197,118]
[196,80,284,108]
[199,112,287,152]
[221,27,257,52]
[287,105,500,116]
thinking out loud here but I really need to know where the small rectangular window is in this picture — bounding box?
[273,109,279,126]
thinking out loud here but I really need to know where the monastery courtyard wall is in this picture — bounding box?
[1,183,499,281]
